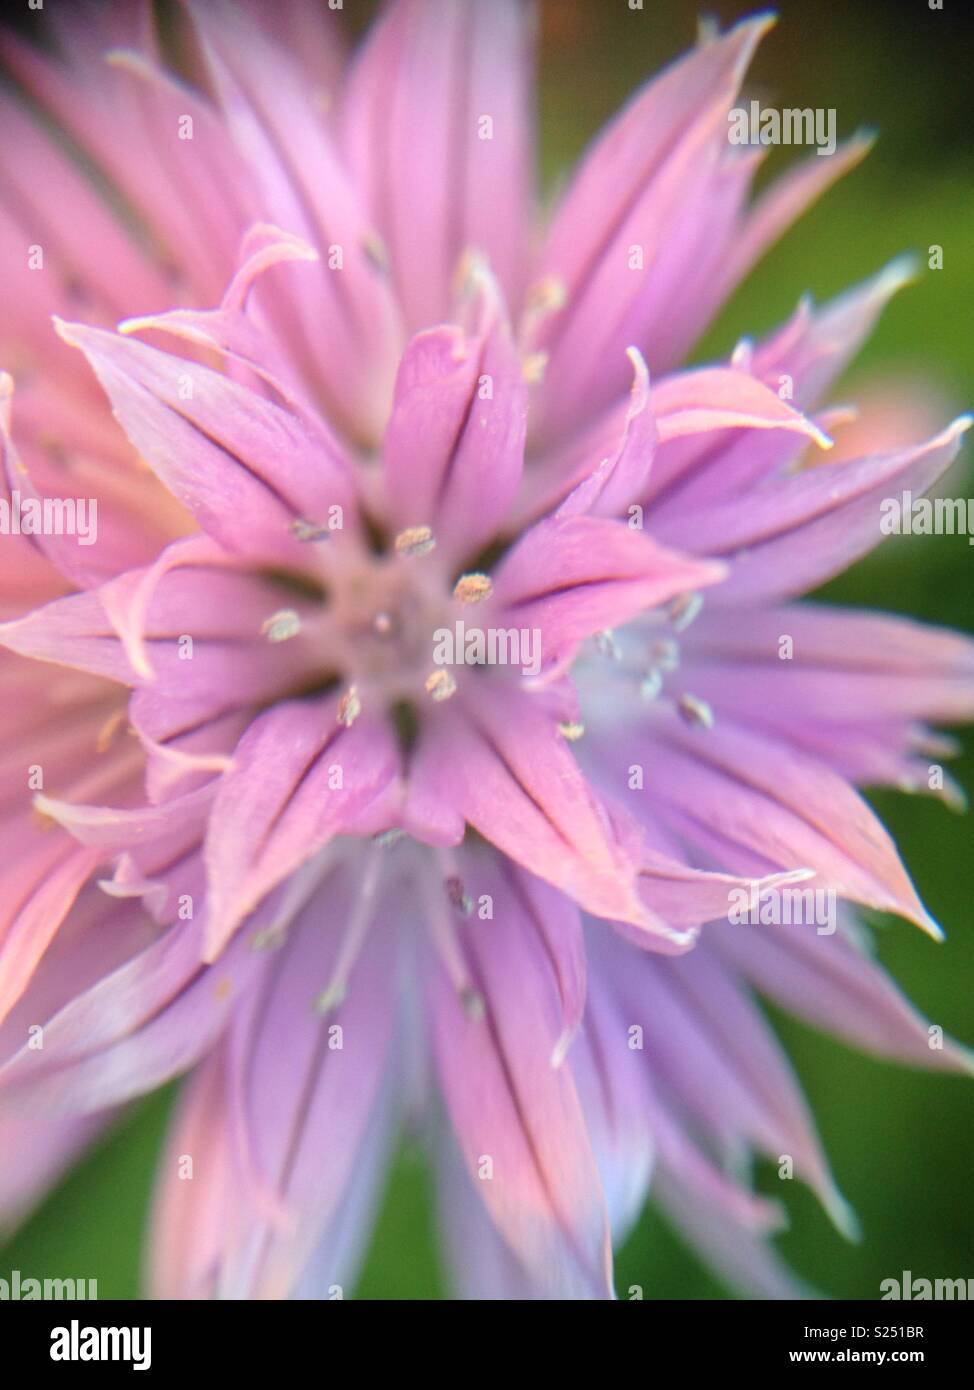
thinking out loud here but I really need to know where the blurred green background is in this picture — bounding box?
[3,0,972,1299]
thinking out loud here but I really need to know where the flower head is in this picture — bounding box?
[0,0,971,1299]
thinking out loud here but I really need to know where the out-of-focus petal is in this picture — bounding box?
[712,912,974,1073]
[425,848,613,1298]
[0,1105,111,1239]
[677,602,974,798]
[188,0,402,441]
[526,15,771,439]
[214,875,400,1299]
[341,0,536,330]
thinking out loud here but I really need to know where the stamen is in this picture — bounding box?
[453,572,493,604]
[372,610,395,637]
[424,876,485,1022]
[668,592,703,632]
[361,229,390,273]
[640,670,663,701]
[337,684,362,726]
[525,274,567,317]
[453,247,486,297]
[677,692,714,729]
[314,980,347,1015]
[250,848,340,952]
[290,517,330,542]
[262,609,302,642]
[95,707,128,753]
[425,669,457,702]
[652,637,680,672]
[558,721,585,741]
[460,986,486,1021]
[373,827,406,848]
[521,350,548,385]
[445,875,474,917]
[313,851,383,1016]
[394,525,436,557]
[596,630,622,661]
[519,275,569,349]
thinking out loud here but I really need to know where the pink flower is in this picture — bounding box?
[0,1,971,1298]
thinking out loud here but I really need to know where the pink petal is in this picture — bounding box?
[654,418,972,602]
[527,15,772,440]
[188,0,402,440]
[54,319,357,562]
[712,913,974,1073]
[382,270,527,564]
[216,876,399,1298]
[643,714,941,935]
[489,515,724,676]
[147,1047,235,1299]
[425,848,613,1298]
[341,0,535,329]
[203,703,400,958]
[0,915,263,1114]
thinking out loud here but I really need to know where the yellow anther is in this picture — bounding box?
[394,525,436,557]
[425,669,457,702]
[337,685,362,727]
[453,572,493,604]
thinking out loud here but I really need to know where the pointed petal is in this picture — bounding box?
[712,914,973,1073]
[489,515,724,676]
[203,703,400,958]
[645,714,940,935]
[188,0,402,439]
[528,15,773,437]
[553,348,657,520]
[53,319,357,561]
[714,134,874,309]
[426,849,613,1298]
[216,879,398,1298]
[655,418,972,602]
[648,257,919,516]
[382,268,527,563]
[341,0,536,329]
[0,915,263,1114]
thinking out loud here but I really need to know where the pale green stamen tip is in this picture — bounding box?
[678,693,714,729]
[314,982,346,1016]
[262,609,301,642]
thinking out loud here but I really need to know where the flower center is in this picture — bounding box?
[330,555,447,692]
